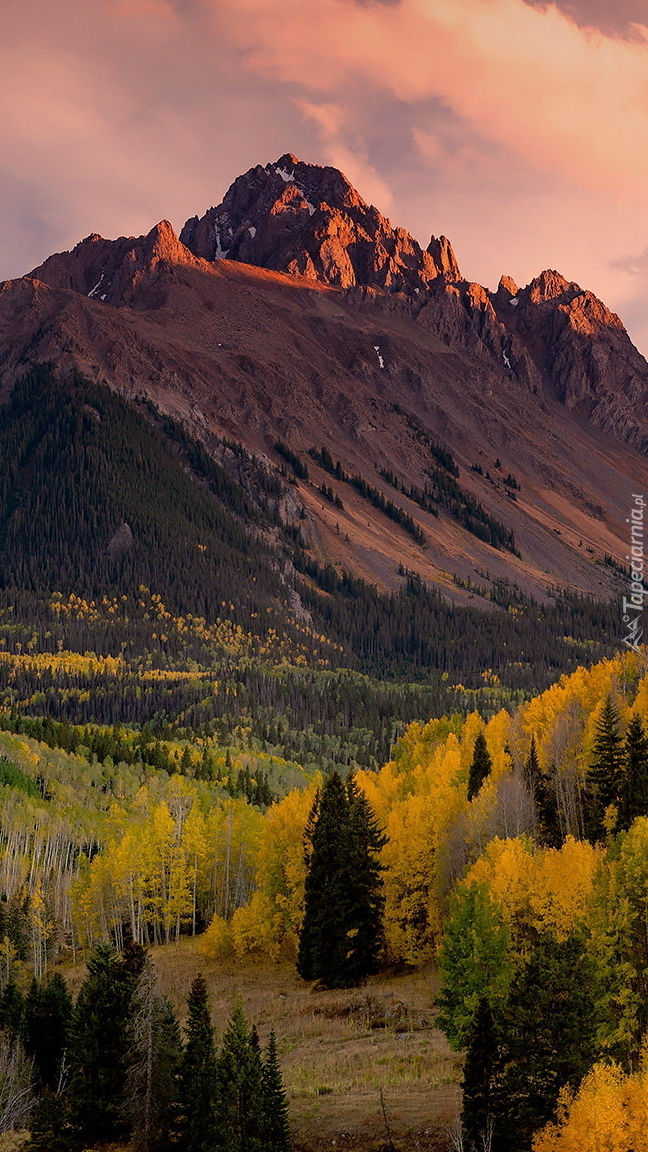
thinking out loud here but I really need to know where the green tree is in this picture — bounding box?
[261,1030,290,1152]
[24,973,72,1091]
[467,731,492,801]
[297,773,385,989]
[67,941,146,1146]
[461,997,502,1152]
[586,697,625,839]
[0,979,25,1043]
[215,1000,264,1152]
[437,881,513,1050]
[622,713,648,829]
[27,1090,70,1152]
[177,974,217,1152]
[497,933,598,1152]
[343,773,386,984]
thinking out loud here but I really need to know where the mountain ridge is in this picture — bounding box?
[0,153,646,608]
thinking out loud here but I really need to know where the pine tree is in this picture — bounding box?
[67,941,146,1146]
[297,774,350,985]
[342,773,386,985]
[461,997,502,1152]
[468,731,492,801]
[0,979,25,1043]
[497,933,598,1152]
[27,1089,70,1152]
[24,972,72,1091]
[215,1000,264,1152]
[261,1030,290,1152]
[437,881,513,1050]
[177,974,217,1152]
[523,736,540,798]
[125,956,182,1152]
[622,713,648,828]
[586,698,625,839]
[297,772,385,989]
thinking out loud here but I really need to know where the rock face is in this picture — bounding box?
[0,151,647,602]
[180,153,460,294]
[492,270,648,451]
[179,155,648,450]
[29,220,199,309]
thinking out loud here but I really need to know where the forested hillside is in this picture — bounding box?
[0,651,646,1148]
[0,363,642,1152]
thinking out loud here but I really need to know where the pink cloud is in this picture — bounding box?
[3,0,648,358]
[212,0,648,204]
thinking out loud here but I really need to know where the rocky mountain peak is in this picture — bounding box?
[180,154,462,294]
[526,269,580,305]
[28,221,197,307]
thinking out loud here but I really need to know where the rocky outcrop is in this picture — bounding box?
[492,270,648,451]
[180,153,461,295]
[29,220,200,309]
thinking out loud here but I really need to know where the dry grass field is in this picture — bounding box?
[149,940,463,1152]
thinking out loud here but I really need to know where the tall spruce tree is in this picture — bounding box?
[297,774,350,986]
[24,972,72,1091]
[467,731,492,801]
[67,941,146,1146]
[214,1000,264,1152]
[461,997,502,1152]
[261,1030,290,1152]
[297,772,385,989]
[28,1089,70,1152]
[343,773,387,985]
[177,974,218,1152]
[0,979,25,1043]
[622,713,648,829]
[586,697,625,839]
[497,933,598,1152]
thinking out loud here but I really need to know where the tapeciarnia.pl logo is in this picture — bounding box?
[623,493,646,653]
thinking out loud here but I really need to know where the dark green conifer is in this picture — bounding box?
[497,934,598,1152]
[177,974,218,1152]
[297,772,385,989]
[67,941,146,1146]
[261,1030,290,1152]
[467,731,492,801]
[343,773,386,984]
[0,978,25,1043]
[25,972,72,1091]
[215,1000,264,1152]
[297,775,348,985]
[586,697,625,838]
[622,713,648,828]
[27,1089,70,1152]
[461,997,502,1152]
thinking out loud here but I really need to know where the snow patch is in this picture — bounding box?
[88,272,105,298]
[509,297,519,307]
[213,231,229,259]
[275,166,295,183]
[503,351,512,369]
[305,200,316,216]
[414,287,420,295]
[248,226,256,238]
[374,345,385,369]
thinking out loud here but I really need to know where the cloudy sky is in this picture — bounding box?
[3,0,648,350]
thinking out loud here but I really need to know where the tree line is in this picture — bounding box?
[0,942,289,1152]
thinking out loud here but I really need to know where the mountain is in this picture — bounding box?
[0,153,645,621]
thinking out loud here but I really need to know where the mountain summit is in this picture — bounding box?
[180,153,460,293]
[0,152,646,605]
